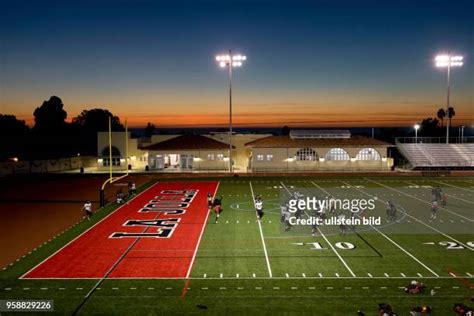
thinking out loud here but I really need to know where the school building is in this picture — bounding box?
[96,130,393,172]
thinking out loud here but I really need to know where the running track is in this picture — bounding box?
[22,181,218,279]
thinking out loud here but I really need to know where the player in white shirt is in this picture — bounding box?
[83,200,93,220]
[255,196,264,221]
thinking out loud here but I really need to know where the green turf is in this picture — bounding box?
[1,176,473,315]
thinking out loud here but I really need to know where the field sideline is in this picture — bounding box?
[0,176,473,315]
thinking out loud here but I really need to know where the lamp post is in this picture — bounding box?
[459,125,465,143]
[414,124,420,143]
[215,50,246,173]
[435,54,464,144]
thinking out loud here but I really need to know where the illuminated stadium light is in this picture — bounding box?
[214,50,247,173]
[414,124,420,143]
[434,53,465,143]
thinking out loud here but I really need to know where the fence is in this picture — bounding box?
[0,156,96,176]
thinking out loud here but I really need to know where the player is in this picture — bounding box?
[431,200,440,219]
[116,189,125,204]
[338,212,347,235]
[207,192,213,210]
[212,195,223,223]
[83,200,93,220]
[432,186,442,202]
[386,200,396,222]
[281,202,292,232]
[441,193,448,207]
[128,182,137,197]
[255,195,264,221]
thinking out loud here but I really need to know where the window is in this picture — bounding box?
[217,154,224,161]
[325,148,350,161]
[208,154,215,161]
[266,154,274,161]
[257,154,264,161]
[102,157,121,166]
[296,148,317,161]
[356,148,381,161]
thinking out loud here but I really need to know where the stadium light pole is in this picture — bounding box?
[459,125,465,143]
[435,53,464,144]
[215,50,246,173]
[414,124,420,143]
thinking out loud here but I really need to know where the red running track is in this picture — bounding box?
[22,181,218,279]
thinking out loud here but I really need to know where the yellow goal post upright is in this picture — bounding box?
[99,116,129,207]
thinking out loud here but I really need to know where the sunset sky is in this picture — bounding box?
[1,0,472,128]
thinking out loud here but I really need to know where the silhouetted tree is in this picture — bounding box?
[436,108,446,127]
[419,117,442,137]
[72,108,124,131]
[281,125,290,135]
[447,107,455,127]
[0,114,29,136]
[33,96,67,133]
[144,122,156,137]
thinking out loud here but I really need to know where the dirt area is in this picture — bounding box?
[0,174,153,267]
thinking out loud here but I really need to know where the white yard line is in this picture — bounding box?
[313,181,439,278]
[403,180,474,205]
[434,180,474,193]
[249,181,273,278]
[366,178,473,222]
[280,181,356,278]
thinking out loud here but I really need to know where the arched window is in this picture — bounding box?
[296,148,317,161]
[325,148,350,161]
[356,148,381,161]
[101,146,122,166]
[101,146,121,157]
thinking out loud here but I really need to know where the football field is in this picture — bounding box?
[0,176,473,315]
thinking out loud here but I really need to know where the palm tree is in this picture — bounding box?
[447,107,455,127]
[437,108,446,127]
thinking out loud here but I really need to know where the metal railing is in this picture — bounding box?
[395,136,474,144]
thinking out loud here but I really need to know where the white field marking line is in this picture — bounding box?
[280,181,356,278]
[185,182,220,279]
[403,181,474,205]
[13,275,474,281]
[19,181,160,280]
[249,181,273,278]
[338,181,441,276]
[361,179,474,251]
[366,178,473,222]
[434,180,474,193]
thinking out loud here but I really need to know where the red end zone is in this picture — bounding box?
[22,181,218,279]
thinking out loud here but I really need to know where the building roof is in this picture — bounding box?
[143,135,234,151]
[245,135,392,148]
[290,129,351,139]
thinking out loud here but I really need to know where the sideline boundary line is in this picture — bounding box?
[250,181,273,278]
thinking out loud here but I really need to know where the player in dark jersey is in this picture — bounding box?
[212,195,223,223]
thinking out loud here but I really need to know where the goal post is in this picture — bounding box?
[99,116,129,207]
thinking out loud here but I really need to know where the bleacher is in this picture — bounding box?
[397,143,474,169]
